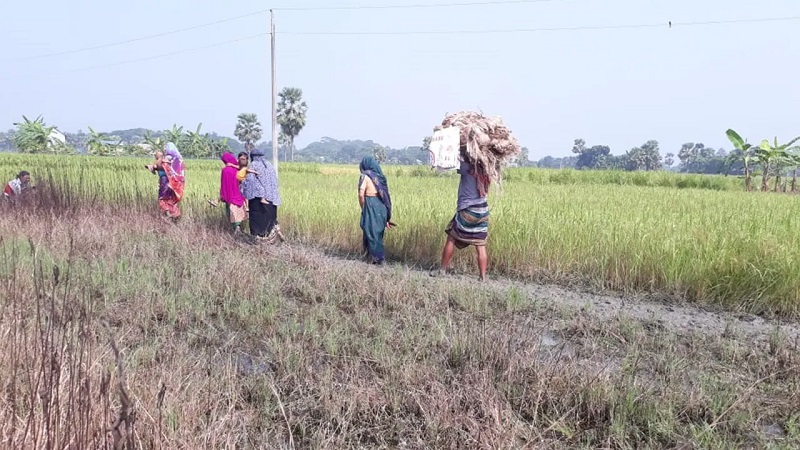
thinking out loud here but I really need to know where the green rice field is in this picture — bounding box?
[3,154,799,317]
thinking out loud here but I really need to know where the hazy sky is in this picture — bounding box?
[2,0,799,159]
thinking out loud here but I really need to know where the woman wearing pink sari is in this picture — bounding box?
[219,152,247,233]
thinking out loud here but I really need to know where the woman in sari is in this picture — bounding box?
[158,143,185,220]
[358,156,393,265]
[219,152,248,233]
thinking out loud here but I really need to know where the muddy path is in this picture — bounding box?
[261,240,800,344]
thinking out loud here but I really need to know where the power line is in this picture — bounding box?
[1,33,268,80]
[278,15,800,34]
[274,0,563,11]
[5,14,799,79]
[8,9,269,63]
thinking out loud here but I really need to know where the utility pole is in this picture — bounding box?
[270,9,279,173]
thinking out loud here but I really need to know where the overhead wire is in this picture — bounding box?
[273,0,564,11]
[7,0,570,63]
[0,33,268,80]
[279,15,800,34]
[8,9,269,63]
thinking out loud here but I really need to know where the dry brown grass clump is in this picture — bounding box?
[0,192,798,448]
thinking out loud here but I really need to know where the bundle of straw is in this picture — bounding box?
[434,111,521,190]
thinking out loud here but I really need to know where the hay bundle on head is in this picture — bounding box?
[434,111,521,195]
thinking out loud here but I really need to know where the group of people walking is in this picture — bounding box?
[144,142,283,242]
[8,141,489,278]
[358,148,490,281]
[142,141,490,278]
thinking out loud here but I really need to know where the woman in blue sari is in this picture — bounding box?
[358,156,393,265]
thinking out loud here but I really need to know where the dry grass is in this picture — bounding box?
[0,187,798,449]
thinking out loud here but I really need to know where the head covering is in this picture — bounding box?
[164,142,185,175]
[250,148,266,158]
[161,142,185,200]
[220,152,245,206]
[221,152,237,166]
[359,156,392,221]
[241,157,280,205]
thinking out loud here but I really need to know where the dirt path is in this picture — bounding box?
[268,240,800,344]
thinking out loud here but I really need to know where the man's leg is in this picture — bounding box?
[440,236,456,271]
[476,245,488,281]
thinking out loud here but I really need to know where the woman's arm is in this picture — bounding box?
[358,176,366,208]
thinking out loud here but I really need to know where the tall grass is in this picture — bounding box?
[1,198,798,448]
[2,154,798,317]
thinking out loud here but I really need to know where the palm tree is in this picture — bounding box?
[234,113,262,154]
[277,87,308,161]
[13,115,54,153]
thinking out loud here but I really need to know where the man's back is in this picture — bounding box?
[456,161,485,211]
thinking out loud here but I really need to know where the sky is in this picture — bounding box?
[1,0,799,160]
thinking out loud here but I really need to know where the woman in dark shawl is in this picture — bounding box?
[241,149,281,242]
[358,156,393,264]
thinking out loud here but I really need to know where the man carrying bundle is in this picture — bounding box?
[428,110,521,282]
[431,148,491,282]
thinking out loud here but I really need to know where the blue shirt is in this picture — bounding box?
[456,160,485,211]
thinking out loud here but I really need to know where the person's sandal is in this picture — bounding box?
[429,268,453,277]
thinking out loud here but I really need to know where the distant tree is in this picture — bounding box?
[571,138,586,155]
[277,87,308,161]
[234,113,263,154]
[278,87,308,161]
[0,129,15,150]
[571,138,613,169]
[422,136,432,153]
[278,133,291,160]
[625,140,662,171]
[536,155,577,169]
[66,129,88,151]
[516,147,530,167]
[13,115,54,153]
[86,126,111,156]
[374,145,387,163]
[664,152,675,168]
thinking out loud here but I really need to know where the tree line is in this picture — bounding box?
[533,138,749,175]
[0,87,309,160]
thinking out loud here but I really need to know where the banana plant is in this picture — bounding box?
[86,126,110,156]
[725,129,755,191]
[143,132,165,155]
[787,148,800,192]
[756,136,800,192]
[163,124,184,148]
[183,123,205,158]
[13,115,55,153]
